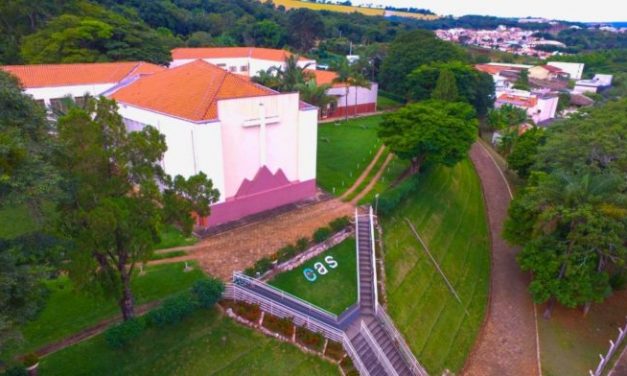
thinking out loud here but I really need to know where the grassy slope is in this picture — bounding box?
[154,224,197,249]
[40,309,339,376]
[382,160,490,374]
[8,262,206,357]
[317,115,382,195]
[269,238,357,315]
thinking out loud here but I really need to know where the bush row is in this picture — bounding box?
[295,326,324,352]
[243,216,351,277]
[262,314,294,338]
[376,174,420,216]
[104,277,224,348]
[219,299,261,322]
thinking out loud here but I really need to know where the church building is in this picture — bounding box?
[2,59,319,229]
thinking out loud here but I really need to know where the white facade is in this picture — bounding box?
[547,62,585,80]
[171,57,316,77]
[328,83,379,108]
[23,83,115,106]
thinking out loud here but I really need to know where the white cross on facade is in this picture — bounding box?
[242,102,280,168]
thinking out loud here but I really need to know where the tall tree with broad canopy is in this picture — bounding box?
[0,71,61,352]
[378,100,477,174]
[431,68,459,101]
[54,97,219,320]
[507,127,546,179]
[287,8,325,52]
[378,30,468,97]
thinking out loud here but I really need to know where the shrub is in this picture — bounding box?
[324,340,345,361]
[295,326,324,351]
[329,216,350,232]
[262,314,294,337]
[147,293,195,328]
[340,356,358,376]
[243,267,256,276]
[253,256,273,275]
[104,318,145,348]
[191,277,225,308]
[313,227,332,243]
[295,237,309,251]
[221,300,262,322]
[377,174,420,216]
[277,244,298,263]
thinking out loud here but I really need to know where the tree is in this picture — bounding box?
[186,31,213,47]
[513,69,530,90]
[378,100,477,173]
[20,7,179,65]
[250,20,285,48]
[331,59,371,121]
[487,104,528,130]
[0,71,60,353]
[295,79,337,118]
[431,68,458,101]
[507,127,546,178]
[379,30,468,97]
[54,97,219,320]
[408,61,495,115]
[287,8,324,52]
[505,171,626,318]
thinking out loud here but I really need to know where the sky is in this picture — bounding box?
[349,0,626,22]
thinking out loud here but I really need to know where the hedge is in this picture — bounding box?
[104,318,145,348]
[313,226,332,243]
[295,326,324,351]
[146,293,195,328]
[329,216,350,232]
[191,277,224,308]
[262,314,294,337]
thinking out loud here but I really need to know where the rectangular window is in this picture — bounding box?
[217,63,227,68]
[229,66,237,72]
[240,65,248,72]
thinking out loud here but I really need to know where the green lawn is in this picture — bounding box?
[5,262,206,358]
[382,160,490,374]
[154,224,198,250]
[359,156,410,206]
[317,115,383,195]
[39,309,339,376]
[377,95,403,111]
[269,238,358,315]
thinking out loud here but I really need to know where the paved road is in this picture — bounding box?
[463,142,540,376]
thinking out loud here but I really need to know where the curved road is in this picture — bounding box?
[463,142,540,376]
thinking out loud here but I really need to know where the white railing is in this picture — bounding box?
[360,320,399,376]
[233,272,338,320]
[342,332,371,376]
[355,208,361,305]
[376,305,429,376]
[224,283,344,342]
[590,317,627,376]
[369,206,379,313]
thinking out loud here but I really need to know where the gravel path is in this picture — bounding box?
[463,142,540,376]
[149,199,354,280]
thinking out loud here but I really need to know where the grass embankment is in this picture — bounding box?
[4,262,206,359]
[382,160,490,374]
[377,95,404,111]
[39,309,339,375]
[269,238,357,315]
[317,115,382,196]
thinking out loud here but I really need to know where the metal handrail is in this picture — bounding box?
[376,305,429,376]
[342,332,371,376]
[233,272,338,320]
[369,206,379,312]
[225,283,344,341]
[360,320,399,376]
[355,208,361,304]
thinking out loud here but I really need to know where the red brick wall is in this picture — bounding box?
[326,103,376,119]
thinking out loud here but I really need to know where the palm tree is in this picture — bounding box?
[296,79,337,118]
[251,69,281,90]
[332,59,371,120]
[276,54,314,92]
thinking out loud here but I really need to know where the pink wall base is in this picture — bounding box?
[197,179,316,228]
[326,103,376,119]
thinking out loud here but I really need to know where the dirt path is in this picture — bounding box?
[340,145,385,200]
[149,199,353,280]
[463,142,540,376]
[35,301,160,358]
[350,153,394,205]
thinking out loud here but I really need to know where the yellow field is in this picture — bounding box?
[384,10,439,20]
[266,0,439,19]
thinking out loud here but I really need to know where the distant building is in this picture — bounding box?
[529,65,570,81]
[573,74,613,93]
[171,47,378,119]
[546,61,585,80]
[495,90,558,123]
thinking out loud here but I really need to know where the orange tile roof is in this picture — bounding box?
[0,62,165,88]
[311,69,338,85]
[110,60,276,122]
[172,47,312,62]
[497,93,538,108]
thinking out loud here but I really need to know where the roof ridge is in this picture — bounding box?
[194,62,228,120]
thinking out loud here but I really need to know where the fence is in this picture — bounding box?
[233,272,338,320]
[360,320,399,376]
[224,283,344,342]
[369,206,379,313]
[376,305,429,376]
[590,317,627,376]
[355,208,361,305]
